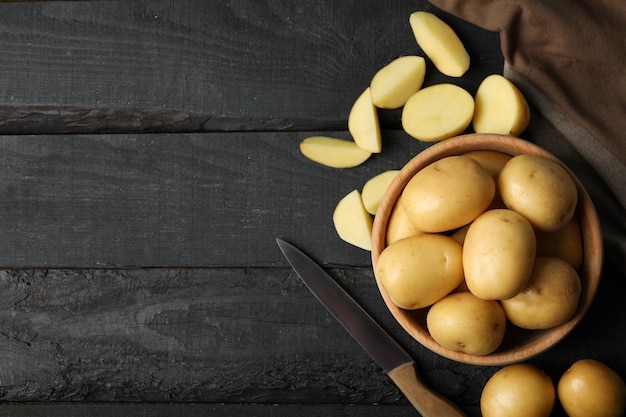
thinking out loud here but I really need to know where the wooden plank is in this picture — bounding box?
[0,130,430,268]
[0,0,503,134]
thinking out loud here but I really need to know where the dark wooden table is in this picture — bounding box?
[0,1,623,416]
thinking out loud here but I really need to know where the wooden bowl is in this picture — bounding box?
[371,134,603,366]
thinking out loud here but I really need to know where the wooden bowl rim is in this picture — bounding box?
[371,133,603,366]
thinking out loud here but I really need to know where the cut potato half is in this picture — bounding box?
[348,87,382,153]
[300,136,371,168]
[361,170,400,215]
[402,83,474,142]
[333,190,373,251]
[370,56,426,109]
[409,11,469,77]
[473,74,530,136]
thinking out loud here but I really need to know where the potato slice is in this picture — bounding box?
[409,11,469,77]
[333,190,373,251]
[370,56,426,109]
[402,83,474,142]
[348,87,382,153]
[473,74,531,136]
[361,170,400,215]
[299,136,371,168]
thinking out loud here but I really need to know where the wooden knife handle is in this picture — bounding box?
[388,362,466,417]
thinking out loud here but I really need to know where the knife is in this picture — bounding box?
[276,238,466,417]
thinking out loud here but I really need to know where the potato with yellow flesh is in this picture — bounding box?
[300,136,371,168]
[401,155,494,233]
[464,150,512,209]
[332,190,373,251]
[558,359,626,417]
[427,292,506,355]
[473,74,531,136]
[361,170,400,215]
[385,197,423,245]
[463,209,536,300]
[348,87,382,153]
[481,364,555,417]
[536,216,584,270]
[501,257,581,329]
[370,55,426,109]
[376,234,463,310]
[409,11,469,77]
[402,84,474,142]
[499,154,578,232]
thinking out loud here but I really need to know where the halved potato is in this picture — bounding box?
[409,11,469,77]
[402,83,474,142]
[300,136,371,168]
[361,170,400,214]
[348,87,382,153]
[370,55,426,109]
[473,74,530,136]
[333,189,373,251]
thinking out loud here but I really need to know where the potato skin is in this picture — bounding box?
[376,234,463,310]
[463,209,536,300]
[401,155,495,233]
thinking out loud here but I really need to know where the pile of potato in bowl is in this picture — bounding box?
[370,133,603,366]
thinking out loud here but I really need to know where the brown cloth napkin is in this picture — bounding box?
[428,0,625,277]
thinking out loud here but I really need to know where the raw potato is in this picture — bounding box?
[481,364,555,417]
[402,83,474,142]
[401,155,495,233]
[426,292,506,355]
[536,216,584,270]
[409,11,469,77]
[348,87,382,153]
[385,197,423,245]
[473,74,531,136]
[332,190,373,251]
[499,154,578,232]
[463,209,536,300]
[361,170,400,215]
[300,136,371,168]
[370,55,426,109]
[501,257,581,329]
[557,359,626,417]
[464,150,512,209]
[376,234,463,309]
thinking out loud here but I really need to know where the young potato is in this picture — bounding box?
[401,155,495,233]
[332,190,373,251]
[464,150,512,209]
[426,292,506,355]
[348,87,382,153]
[499,154,578,232]
[535,216,584,270]
[472,74,531,136]
[402,83,475,142]
[501,257,582,329]
[299,136,371,168]
[557,359,626,417]
[376,234,463,310]
[361,170,400,215]
[370,55,426,109]
[481,364,555,417]
[409,11,470,77]
[385,196,423,245]
[463,209,536,300]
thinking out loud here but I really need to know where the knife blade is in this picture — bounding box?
[276,238,466,417]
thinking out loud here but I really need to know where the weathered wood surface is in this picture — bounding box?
[0,1,623,417]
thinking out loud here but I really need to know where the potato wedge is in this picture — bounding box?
[473,74,530,136]
[299,136,371,168]
[333,189,373,251]
[402,83,474,142]
[409,11,469,77]
[348,87,382,153]
[370,55,426,109]
[361,170,400,215]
